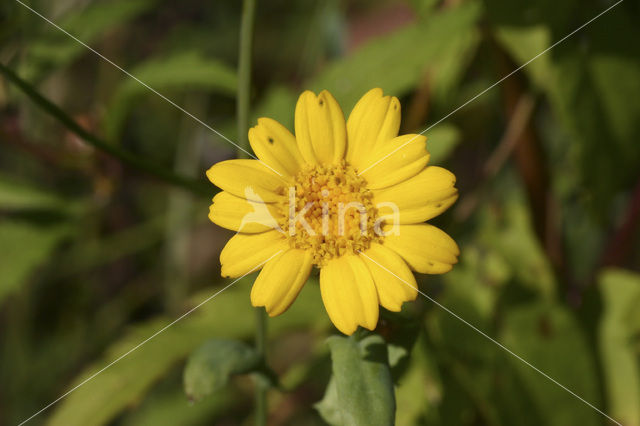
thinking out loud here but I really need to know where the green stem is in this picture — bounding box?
[236,0,265,424]
[237,0,256,158]
[0,62,210,197]
[255,309,268,426]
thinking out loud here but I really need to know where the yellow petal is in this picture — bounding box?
[346,88,401,168]
[220,230,288,278]
[251,249,313,316]
[374,166,458,224]
[249,117,304,177]
[360,243,417,312]
[319,255,379,335]
[206,159,288,203]
[359,134,429,189]
[383,224,459,274]
[294,90,346,165]
[209,191,283,233]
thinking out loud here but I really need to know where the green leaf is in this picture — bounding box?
[250,3,479,142]
[57,215,166,277]
[395,337,439,426]
[48,278,327,426]
[250,4,478,147]
[183,339,260,402]
[598,269,640,426]
[380,311,421,382]
[477,194,556,299]
[22,0,157,80]
[0,173,66,211]
[432,256,499,362]
[493,25,553,90]
[316,334,395,426]
[550,38,640,211]
[316,376,342,425]
[308,2,481,112]
[0,221,69,303]
[491,3,640,212]
[121,386,236,426]
[425,124,461,165]
[105,51,236,140]
[500,302,600,426]
[409,0,446,18]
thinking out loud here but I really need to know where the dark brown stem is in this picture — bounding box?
[403,71,431,133]
[454,94,535,222]
[495,44,573,301]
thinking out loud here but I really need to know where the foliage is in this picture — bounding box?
[598,270,640,426]
[183,339,261,402]
[47,279,327,426]
[1,0,639,425]
[316,334,395,426]
[104,51,237,141]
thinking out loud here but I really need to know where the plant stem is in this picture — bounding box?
[255,308,268,426]
[236,0,266,425]
[0,62,210,197]
[237,0,256,159]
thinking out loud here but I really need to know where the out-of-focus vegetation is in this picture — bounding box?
[1,0,639,425]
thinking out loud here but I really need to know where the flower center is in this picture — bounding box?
[277,161,381,266]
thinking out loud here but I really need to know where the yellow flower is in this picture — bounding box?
[207,88,459,335]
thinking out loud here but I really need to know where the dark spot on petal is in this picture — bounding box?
[319,99,324,106]
[435,203,442,208]
[428,262,434,266]
[268,137,274,144]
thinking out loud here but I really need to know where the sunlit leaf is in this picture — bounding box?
[252,1,481,129]
[48,278,327,426]
[309,1,481,112]
[598,269,640,426]
[493,25,552,90]
[477,194,556,299]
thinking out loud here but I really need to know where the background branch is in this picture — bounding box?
[0,62,211,197]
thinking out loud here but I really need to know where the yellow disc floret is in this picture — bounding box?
[277,161,381,266]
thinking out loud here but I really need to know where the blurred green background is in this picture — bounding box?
[1,0,639,425]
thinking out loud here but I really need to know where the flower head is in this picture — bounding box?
[207,88,459,335]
